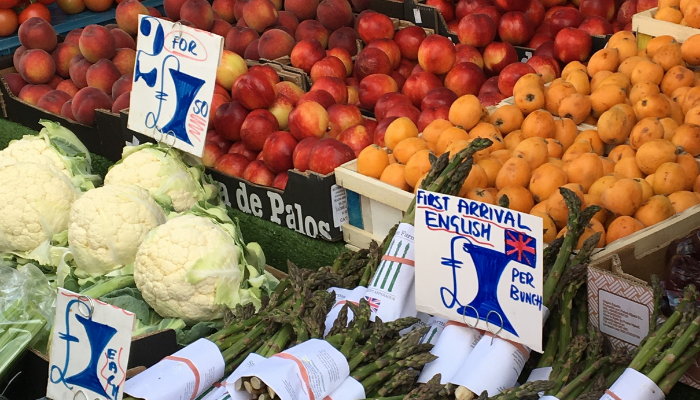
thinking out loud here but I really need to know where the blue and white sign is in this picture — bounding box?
[47,289,135,400]
[414,190,544,351]
[128,15,224,157]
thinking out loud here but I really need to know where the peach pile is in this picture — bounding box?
[8,19,140,125]
[356,31,700,249]
[204,64,361,190]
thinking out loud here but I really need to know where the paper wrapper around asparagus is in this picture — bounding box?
[366,223,418,322]
[599,368,665,400]
[234,339,349,400]
[324,286,368,337]
[418,322,483,384]
[321,377,366,400]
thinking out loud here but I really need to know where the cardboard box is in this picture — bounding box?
[587,207,700,389]
[0,329,181,399]
[0,66,106,156]
[633,7,700,49]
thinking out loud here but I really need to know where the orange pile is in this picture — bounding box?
[357,31,700,249]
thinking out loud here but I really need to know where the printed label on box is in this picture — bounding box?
[598,290,649,346]
[331,185,349,228]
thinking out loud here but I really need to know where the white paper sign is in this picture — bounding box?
[366,223,417,322]
[128,15,224,157]
[414,190,544,351]
[47,288,135,400]
[125,338,225,400]
[239,339,349,400]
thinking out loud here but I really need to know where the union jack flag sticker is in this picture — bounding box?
[364,296,381,314]
[504,229,537,267]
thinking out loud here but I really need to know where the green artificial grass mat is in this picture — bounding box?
[0,118,345,272]
[0,116,698,399]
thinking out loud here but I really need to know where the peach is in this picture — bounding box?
[147,6,162,17]
[18,49,55,85]
[116,0,149,35]
[289,101,330,140]
[51,43,81,79]
[311,76,348,104]
[212,0,236,22]
[418,34,456,75]
[327,47,353,76]
[338,125,373,157]
[37,90,72,114]
[4,73,27,97]
[249,65,280,85]
[18,17,57,52]
[234,71,277,110]
[310,55,347,82]
[359,73,398,111]
[85,0,114,12]
[455,44,484,68]
[317,0,353,31]
[394,26,427,61]
[295,20,330,48]
[298,90,336,109]
[180,0,215,30]
[243,0,278,32]
[79,25,116,63]
[375,92,412,121]
[268,95,294,129]
[13,46,26,70]
[328,27,360,56]
[445,62,486,97]
[402,71,443,108]
[283,0,317,20]
[291,39,326,73]
[48,76,64,89]
[64,29,82,47]
[85,59,122,96]
[112,48,136,75]
[57,79,80,97]
[418,107,450,132]
[385,103,421,126]
[112,74,132,100]
[354,47,392,80]
[422,87,459,110]
[216,50,248,90]
[258,29,295,60]
[164,0,188,19]
[366,39,401,70]
[357,11,394,43]
[211,19,233,38]
[72,87,114,125]
[112,91,131,113]
[327,104,364,138]
[58,0,86,14]
[244,39,261,60]
[276,81,304,105]
[111,28,136,50]
[18,84,52,105]
[276,11,299,33]
[69,55,92,89]
[225,27,260,56]
[233,0,248,20]
[61,100,75,120]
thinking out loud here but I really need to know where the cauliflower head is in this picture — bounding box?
[0,163,79,252]
[68,184,168,277]
[133,214,243,322]
[104,144,216,212]
[0,135,68,175]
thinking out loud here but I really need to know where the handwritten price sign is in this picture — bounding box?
[128,16,224,157]
[47,289,134,400]
[413,190,544,351]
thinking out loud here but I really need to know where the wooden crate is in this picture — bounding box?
[632,7,700,49]
[335,159,414,249]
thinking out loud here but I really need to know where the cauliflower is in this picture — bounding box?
[0,120,101,191]
[0,162,79,253]
[104,144,217,212]
[68,184,168,277]
[133,203,277,322]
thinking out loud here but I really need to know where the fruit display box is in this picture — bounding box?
[0,329,181,399]
[0,65,106,156]
[0,0,164,57]
[632,7,700,48]
[402,0,611,62]
[587,208,700,391]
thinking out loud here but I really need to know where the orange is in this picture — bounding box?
[495,157,531,189]
[531,211,558,243]
[601,178,644,216]
[404,149,433,188]
[529,163,568,203]
[449,95,483,131]
[652,162,687,195]
[477,158,502,187]
[385,117,419,150]
[669,191,700,213]
[422,119,453,144]
[380,164,410,190]
[393,137,428,164]
[466,188,496,204]
[584,193,609,223]
[513,137,549,171]
[605,216,645,245]
[547,183,585,228]
[357,144,390,179]
[608,145,636,162]
[634,195,675,227]
[567,152,604,192]
[459,165,489,197]
[436,127,469,155]
[676,153,699,190]
[614,157,644,179]
[496,186,535,213]
[589,175,619,197]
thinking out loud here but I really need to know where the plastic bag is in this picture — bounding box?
[0,263,56,380]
